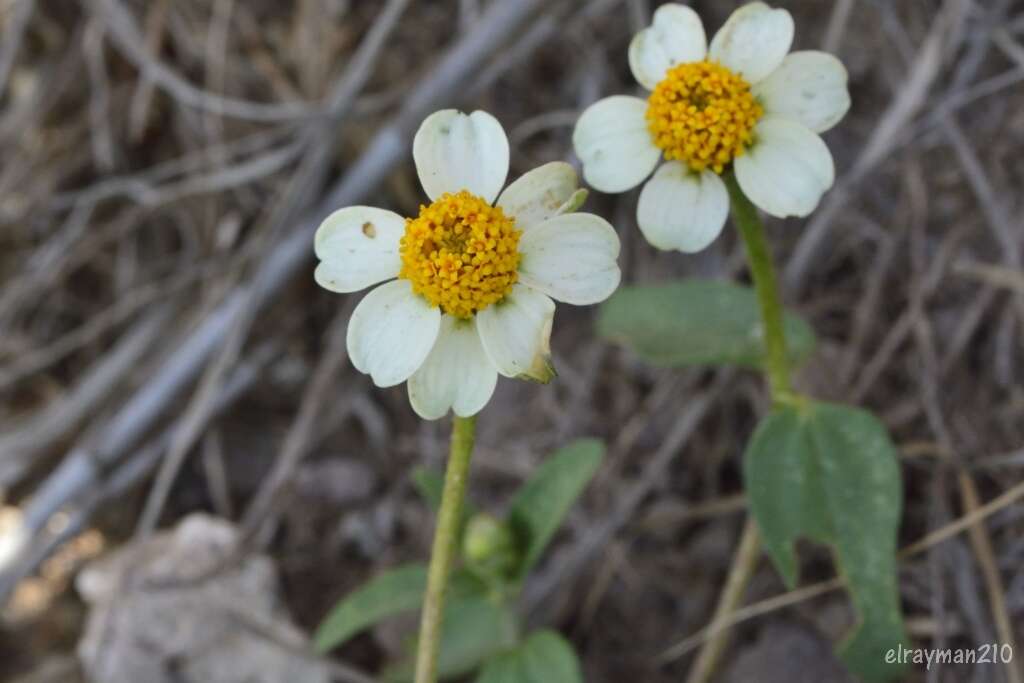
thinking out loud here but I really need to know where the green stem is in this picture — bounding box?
[414,415,478,683]
[687,175,795,683]
[724,172,793,401]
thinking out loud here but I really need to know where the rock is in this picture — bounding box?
[722,621,857,683]
[76,514,329,683]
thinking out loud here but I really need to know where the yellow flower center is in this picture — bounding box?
[399,190,521,319]
[645,60,763,174]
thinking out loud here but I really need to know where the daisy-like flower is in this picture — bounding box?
[573,2,851,252]
[314,110,621,420]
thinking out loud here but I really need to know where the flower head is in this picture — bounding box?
[315,110,621,420]
[573,2,850,252]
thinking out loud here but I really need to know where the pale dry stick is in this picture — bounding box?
[0,257,225,390]
[914,305,1023,683]
[525,379,723,619]
[852,264,988,401]
[639,494,747,531]
[910,223,1000,378]
[239,306,353,538]
[1,137,296,340]
[938,286,1000,376]
[785,0,966,291]
[684,518,761,683]
[0,0,35,94]
[940,121,1020,269]
[0,23,84,143]
[127,0,170,141]
[200,0,236,216]
[0,305,173,487]
[92,0,314,122]
[291,0,328,97]
[13,0,553,588]
[0,200,95,324]
[661,578,846,664]
[259,0,414,242]
[204,0,234,134]
[822,0,856,55]
[143,137,306,207]
[926,23,1024,683]
[465,0,625,103]
[49,125,296,209]
[83,17,117,171]
[973,447,1024,470]
[938,116,1024,350]
[201,430,233,520]
[589,375,690,503]
[136,271,260,536]
[903,131,1023,677]
[956,472,1023,683]
[837,230,899,388]
[0,343,278,602]
[133,0,414,535]
[921,67,1024,135]
[662,475,1024,664]
[995,27,1024,68]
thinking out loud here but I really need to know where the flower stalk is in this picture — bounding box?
[687,174,793,683]
[415,415,478,683]
[723,172,792,403]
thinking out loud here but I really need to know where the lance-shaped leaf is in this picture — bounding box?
[314,563,428,653]
[597,279,815,368]
[314,565,486,653]
[744,402,907,682]
[507,439,604,578]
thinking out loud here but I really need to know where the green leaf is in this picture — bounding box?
[314,563,427,653]
[596,279,815,369]
[314,564,487,654]
[744,402,908,682]
[743,409,832,586]
[384,594,519,682]
[507,439,604,578]
[474,630,582,683]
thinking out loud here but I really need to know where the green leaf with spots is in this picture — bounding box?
[744,402,907,682]
[596,279,815,369]
[507,439,604,578]
[474,630,583,683]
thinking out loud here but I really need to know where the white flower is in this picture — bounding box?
[573,2,850,253]
[315,110,621,420]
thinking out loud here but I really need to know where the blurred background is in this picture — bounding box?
[1,0,1023,681]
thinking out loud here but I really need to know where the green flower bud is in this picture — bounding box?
[462,513,519,579]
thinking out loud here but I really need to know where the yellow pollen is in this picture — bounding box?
[399,190,521,319]
[645,60,763,174]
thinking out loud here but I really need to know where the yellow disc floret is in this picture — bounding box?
[399,190,521,319]
[645,61,763,174]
